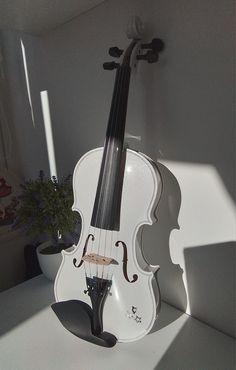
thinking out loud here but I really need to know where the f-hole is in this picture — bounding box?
[115,241,138,283]
[73,233,95,268]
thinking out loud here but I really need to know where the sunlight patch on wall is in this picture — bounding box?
[163,161,236,252]
[161,160,236,314]
[20,39,35,127]
[40,90,57,179]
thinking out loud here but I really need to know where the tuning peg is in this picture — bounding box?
[109,47,124,58]
[141,38,164,53]
[103,62,120,70]
[136,50,159,63]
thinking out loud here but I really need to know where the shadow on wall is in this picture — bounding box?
[184,241,236,338]
[154,315,235,370]
[143,162,187,314]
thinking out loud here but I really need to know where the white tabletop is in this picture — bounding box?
[0,275,235,370]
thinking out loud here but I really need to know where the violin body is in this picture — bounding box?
[55,147,162,342]
[53,31,165,346]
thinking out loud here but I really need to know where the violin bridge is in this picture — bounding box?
[82,253,117,266]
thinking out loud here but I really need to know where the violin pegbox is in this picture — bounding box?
[126,16,164,65]
[103,15,164,71]
[103,42,142,72]
[103,16,144,71]
[130,38,164,71]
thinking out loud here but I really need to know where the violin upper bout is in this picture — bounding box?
[123,149,163,228]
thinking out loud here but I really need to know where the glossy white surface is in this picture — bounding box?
[0,276,235,370]
[55,148,162,342]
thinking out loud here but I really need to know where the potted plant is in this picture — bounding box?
[15,171,80,280]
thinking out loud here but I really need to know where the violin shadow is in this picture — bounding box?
[142,162,187,331]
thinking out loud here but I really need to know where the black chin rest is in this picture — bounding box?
[51,300,117,348]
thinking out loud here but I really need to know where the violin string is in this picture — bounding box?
[99,65,125,282]
[109,230,118,281]
[97,226,102,279]
[114,229,119,271]
[88,225,93,279]
[113,231,119,280]
[86,224,92,279]
[105,66,127,282]
[82,225,88,280]
[102,229,105,281]
[108,231,113,280]
[101,232,104,281]
[102,229,108,280]
[85,64,128,283]
[107,231,112,281]
[97,227,102,278]
[95,227,98,279]
[108,66,127,282]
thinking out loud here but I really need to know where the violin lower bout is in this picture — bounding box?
[54,148,162,342]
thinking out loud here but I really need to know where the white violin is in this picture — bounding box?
[53,18,164,347]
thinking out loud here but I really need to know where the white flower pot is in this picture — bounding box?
[36,242,74,281]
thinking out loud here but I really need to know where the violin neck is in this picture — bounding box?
[91,62,132,231]
[105,64,131,146]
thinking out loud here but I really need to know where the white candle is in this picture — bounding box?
[40,90,58,179]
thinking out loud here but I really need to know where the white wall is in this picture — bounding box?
[11,0,235,335]
[0,30,50,290]
[0,30,50,179]
[0,230,32,292]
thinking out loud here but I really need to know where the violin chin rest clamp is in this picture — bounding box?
[51,300,117,348]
